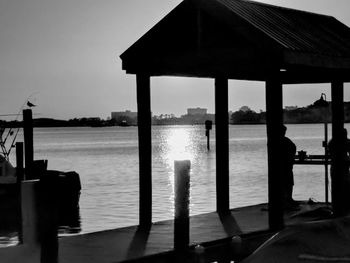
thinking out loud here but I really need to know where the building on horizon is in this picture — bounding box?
[111,110,137,121]
[179,107,214,125]
[284,106,298,111]
[187,107,207,115]
[111,110,138,126]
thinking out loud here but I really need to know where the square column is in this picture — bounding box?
[265,77,284,230]
[215,77,230,213]
[331,81,349,216]
[136,74,152,227]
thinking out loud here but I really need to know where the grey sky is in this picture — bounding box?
[0,0,349,120]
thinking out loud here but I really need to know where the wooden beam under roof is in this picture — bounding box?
[283,50,350,70]
[280,68,350,84]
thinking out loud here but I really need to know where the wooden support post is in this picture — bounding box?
[215,77,229,213]
[331,81,348,215]
[21,181,40,246]
[136,74,152,227]
[174,160,190,251]
[265,77,284,230]
[16,142,24,243]
[324,122,329,204]
[16,142,24,182]
[39,174,59,263]
[23,109,34,180]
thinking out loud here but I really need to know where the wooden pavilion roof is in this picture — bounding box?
[120,0,350,84]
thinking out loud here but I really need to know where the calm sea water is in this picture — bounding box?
[9,123,342,234]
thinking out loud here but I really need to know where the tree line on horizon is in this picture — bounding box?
[2,102,350,127]
[231,102,350,124]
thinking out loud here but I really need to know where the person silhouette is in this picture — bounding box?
[280,124,297,208]
[328,128,350,157]
[328,128,350,175]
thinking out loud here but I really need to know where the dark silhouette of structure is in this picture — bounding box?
[328,128,350,212]
[280,125,297,208]
[46,0,350,262]
[121,0,350,232]
[328,128,350,158]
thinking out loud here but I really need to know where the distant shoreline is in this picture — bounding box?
[3,101,350,127]
[2,121,342,129]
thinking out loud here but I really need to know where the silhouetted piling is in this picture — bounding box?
[205,120,212,151]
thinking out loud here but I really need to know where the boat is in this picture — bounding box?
[0,125,19,192]
[0,121,82,239]
[0,154,17,185]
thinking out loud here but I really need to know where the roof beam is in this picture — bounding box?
[284,50,350,70]
[280,69,350,84]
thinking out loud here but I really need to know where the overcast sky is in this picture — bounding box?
[1,0,350,120]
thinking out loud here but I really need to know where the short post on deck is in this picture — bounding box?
[174,160,191,251]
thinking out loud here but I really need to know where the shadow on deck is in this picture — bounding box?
[59,201,331,263]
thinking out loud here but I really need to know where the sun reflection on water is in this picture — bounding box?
[164,128,195,164]
[159,127,199,215]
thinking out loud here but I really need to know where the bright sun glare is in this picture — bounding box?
[164,129,194,165]
[162,128,196,213]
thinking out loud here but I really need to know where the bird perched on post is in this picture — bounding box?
[27,101,36,107]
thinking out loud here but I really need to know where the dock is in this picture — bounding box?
[59,202,330,263]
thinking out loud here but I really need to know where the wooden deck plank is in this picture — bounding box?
[59,202,329,263]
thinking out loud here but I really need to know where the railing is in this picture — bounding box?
[294,153,330,203]
[294,154,331,165]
